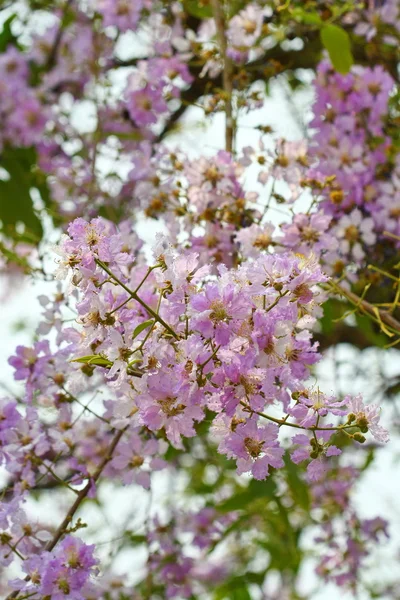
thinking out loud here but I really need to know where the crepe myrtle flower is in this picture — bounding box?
[97,0,144,32]
[235,222,276,258]
[0,398,20,445]
[334,209,376,261]
[182,508,231,550]
[346,394,389,443]
[280,211,338,256]
[289,388,347,427]
[227,3,265,61]
[110,431,166,489]
[125,83,168,127]
[190,282,252,345]
[224,419,284,479]
[291,432,342,482]
[12,536,98,599]
[136,370,204,448]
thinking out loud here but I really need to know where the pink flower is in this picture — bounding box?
[224,419,284,479]
[346,394,389,443]
[190,283,252,345]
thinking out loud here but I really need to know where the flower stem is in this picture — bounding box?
[240,401,356,432]
[96,260,179,340]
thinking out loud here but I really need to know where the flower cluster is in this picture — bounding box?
[10,536,98,599]
[0,47,48,150]
[1,1,398,598]
[305,61,398,270]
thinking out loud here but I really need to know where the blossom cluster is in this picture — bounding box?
[1,0,399,598]
[1,213,390,596]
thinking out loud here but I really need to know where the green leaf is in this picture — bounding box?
[0,150,42,241]
[0,147,51,243]
[320,24,353,74]
[183,0,213,18]
[291,8,322,26]
[0,14,18,52]
[132,319,154,339]
[284,455,310,511]
[124,532,147,545]
[355,313,387,348]
[71,355,113,367]
[320,298,347,335]
[214,573,264,600]
[217,478,276,513]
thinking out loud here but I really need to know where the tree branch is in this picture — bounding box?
[210,0,234,153]
[6,426,126,600]
[332,283,400,335]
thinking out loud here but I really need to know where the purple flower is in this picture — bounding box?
[225,419,284,479]
[190,283,252,345]
[346,394,389,443]
[137,370,204,448]
[289,389,346,427]
[11,536,98,599]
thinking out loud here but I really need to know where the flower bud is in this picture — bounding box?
[357,416,369,429]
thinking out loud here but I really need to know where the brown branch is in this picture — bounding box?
[46,0,74,70]
[6,426,126,600]
[333,284,400,335]
[210,0,234,153]
[45,427,126,552]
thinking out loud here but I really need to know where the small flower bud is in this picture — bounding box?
[357,416,369,432]
[353,432,366,443]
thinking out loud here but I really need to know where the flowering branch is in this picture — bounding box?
[95,260,179,340]
[6,426,127,600]
[240,402,357,433]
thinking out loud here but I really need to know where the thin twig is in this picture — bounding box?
[331,282,400,335]
[96,260,179,340]
[46,0,74,70]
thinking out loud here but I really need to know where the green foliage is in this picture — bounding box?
[217,478,277,513]
[0,240,33,273]
[320,24,354,74]
[284,455,311,511]
[183,0,213,19]
[124,532,147,545]
[132,319,154,339]
[183,0,245,20]
[319,298,348,335]
[0,147,50,243]
[0,14,18,52]
[291,7,322,26]
[71,354,113,367]
[214,573,262,600]
[355,313,388,349]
